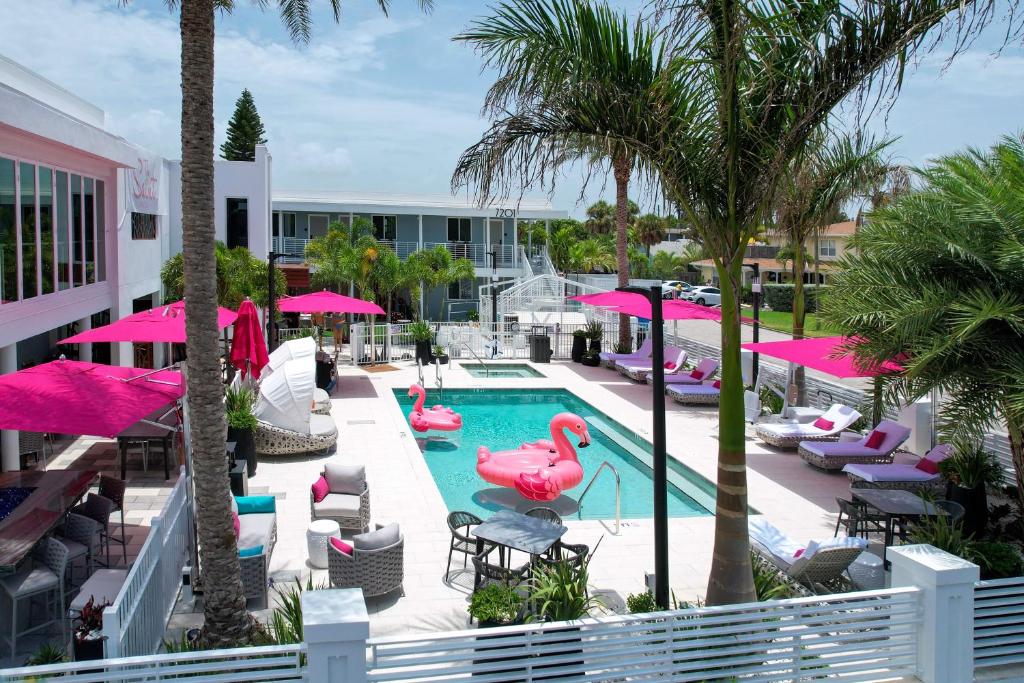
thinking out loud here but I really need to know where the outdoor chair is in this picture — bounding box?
[446,511,484,578]
[749,517,867,594]
[254,355,338,456]
[310,462,371,534]
[799,420,911,470]
[328,523,404,598]
[668,380,721,405]
[56,512,103,590]
[651,357,720,386]
[72,492,117,568]
[231,495,278,603]
[18,431,51,469]
[99,475,128,565]
[471,544,531,592]
[618,347,688,382]
[599,337,653,368]
[524,507,563,525]
[0,536,69,658]
[754,404,861,449]
[843,444,953,492]
[935,499,966,523]
[834,498,887,539]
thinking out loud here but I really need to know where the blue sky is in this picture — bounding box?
[1,0,1022,218]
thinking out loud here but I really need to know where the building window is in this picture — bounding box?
[448,278,474,300]
[55,170,69,290]
[39,167,53,295]
[19,162,37,298]
[819,239,837,258]
[372,215,397,241]
[226,197,248,249]
[71,174,82,287]
[308,214,329,238]
[84,178,95,284]
[273,211,296,237]
[131,213,158,240]
[96,180,105,282]
[447,217,471,242]
[0,158,14,303]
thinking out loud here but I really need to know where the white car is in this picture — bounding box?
[687,286,721,306]
[661,281,693,299]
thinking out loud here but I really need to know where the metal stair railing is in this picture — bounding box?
[575,460,621,534]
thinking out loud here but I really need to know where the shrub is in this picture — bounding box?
[972,541,1024,579]
[939,443,1005,489]
[751,552,795,601]
[469,583,523,625]
[762,284,827,313]
[225,385,258,431]
[408,320,433,342]
[626,590,658,613]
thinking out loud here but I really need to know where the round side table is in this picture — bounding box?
[306,519,341,569]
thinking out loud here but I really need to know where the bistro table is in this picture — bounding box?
[852,488,948,566]
[471,509,567,585]
[0,469,98,575]
[117,407,177,480]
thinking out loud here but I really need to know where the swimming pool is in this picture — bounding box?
[461,363,545,379]
[394,388,715,521]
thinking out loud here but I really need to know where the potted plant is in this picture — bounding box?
[409,320,433,366]
[527,552,603,675]
[73,596,110,662]
[469,583,524,681]
[613,341,632,355]
[571,329,588,363]
[939,443,1005,537]
[432,344,449,365]
[467,309,480,325]
[580,349,601,367]
[225,385,258,477]
[585,321,604,353]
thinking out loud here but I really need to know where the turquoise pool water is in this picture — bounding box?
[462,363,544,378]
[394,388,715,521]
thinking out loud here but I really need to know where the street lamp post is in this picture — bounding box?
[617,284,668,609]
[488,249,498,325]
[267,250,280,352]
[743,263,761,382]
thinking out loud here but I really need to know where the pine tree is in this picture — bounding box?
[220,89,267,161]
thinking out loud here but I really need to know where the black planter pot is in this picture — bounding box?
[415,340,432,366]
[588,339,602,353]
[227,426,257,477]
[473,620,524,681]
[571,335,587,363]
[581,355,601,367]
[434,355,450,365]
[948,482,988,537]
[73,636,105,662]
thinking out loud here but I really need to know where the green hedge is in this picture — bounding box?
[762,284,828,313]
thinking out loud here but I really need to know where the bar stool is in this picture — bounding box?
[0,537,69,658]
[72,493,117,568]
[55,513,103,591]
[99,476,128,565]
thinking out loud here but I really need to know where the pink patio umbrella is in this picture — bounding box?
[230,299,270,379]
[0,360,185,438]
[62,300,238,344]
[277,290,384,315]
[741,335,902,379]
[570,291,723,321]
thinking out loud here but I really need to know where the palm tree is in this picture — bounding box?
[651,250,689,280]
[305,222,356,294]
[547,223,579,273]
[569,238,616,273]
[164,0,430,646]
[822,134,1024,510]
[634,214,667,256]
[453,0,1005,605]
[406,245,475,320]
[584,200,616,234]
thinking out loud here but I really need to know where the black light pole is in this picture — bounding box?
[488,249,498,325]
[743,263,761,382]
[267,250,279,352]
[617,284,668,609]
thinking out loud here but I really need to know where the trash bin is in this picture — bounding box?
[528,325,552,363]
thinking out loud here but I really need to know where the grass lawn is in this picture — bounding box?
[741,307,840,337]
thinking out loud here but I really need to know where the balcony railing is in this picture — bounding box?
[271,237,517,268]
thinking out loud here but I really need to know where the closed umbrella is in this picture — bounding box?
[62,300,238,344]
[0,360,184,438]
[230,299,269,379]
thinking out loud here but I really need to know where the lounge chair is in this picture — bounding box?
[749,517,867,593]
[667,380,721,405]
[799,420,911,471]
[328,523,404,598]
[310,462,371,533]
[843,444,953,492]
[754,404,861,449]
[254,357,338,456]
[651,357,719,386]
[599,337,653,368]
[617,347,688,382]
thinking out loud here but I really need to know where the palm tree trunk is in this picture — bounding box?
[613,153,632,351]
[706,258,757,605]
[792,240,806,405]
[179,0,251,646]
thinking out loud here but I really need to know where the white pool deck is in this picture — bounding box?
[169,350,872,639]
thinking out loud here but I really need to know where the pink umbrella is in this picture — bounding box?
[741,336,902,379]
[230,299,270,379]
[278,290,385,315]
[62,301,238,344]
[570,291,722,321]
[0,360,185,438]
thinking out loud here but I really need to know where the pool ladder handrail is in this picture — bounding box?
[459,341,489,377]
[576,460,621,534]
[435,355,443,403]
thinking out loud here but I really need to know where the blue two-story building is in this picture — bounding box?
[270,190,567,320]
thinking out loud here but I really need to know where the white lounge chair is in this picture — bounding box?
[667,380,721,405]
[799,420,912,471]
[651,357,719,385]
[264,337,331,414]
[617,347,688,382]
[599,337,653,368]
[749,517,867,593]
[843,444,953,491]
[754,404,861,449]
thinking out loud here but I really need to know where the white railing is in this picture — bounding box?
[975,576,1024,670]
[425,241,516,268]
[1,644,306,682]
[365,587,921,682]
[272,235,310,261]
[101,469,193,658]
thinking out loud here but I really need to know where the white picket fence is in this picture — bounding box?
[365,587,922,682]
[101,468,193,658]
[974,576,1024,671]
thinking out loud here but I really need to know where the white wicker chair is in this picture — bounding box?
[328,523,404,598]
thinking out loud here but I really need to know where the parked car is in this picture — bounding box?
[661,281,693,299]
[687,286,721,306]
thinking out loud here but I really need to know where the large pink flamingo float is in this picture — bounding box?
[408,384,463,432]
[477,413,590,502]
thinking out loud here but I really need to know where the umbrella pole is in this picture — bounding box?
[178,364,201,592]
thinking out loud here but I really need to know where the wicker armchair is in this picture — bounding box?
[472,544,531,591]
[328,523,404,598]
[447,511,483,576]
[255,414,338,456]
[311,462,370,533]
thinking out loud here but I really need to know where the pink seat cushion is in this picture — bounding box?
[794,548,805,558]
[232,511,240,538]
[712,379,721,389]
[311,476,330,503]
[664,361,676,370]
[865,429,886,449]
[813,417,835,430]
[689,369,704,379]
[915,458,940,475]
[330,537,353,555]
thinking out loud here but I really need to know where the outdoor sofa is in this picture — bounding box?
[754,404,861,449]
[231,494,277,602]
[798,420,911,471]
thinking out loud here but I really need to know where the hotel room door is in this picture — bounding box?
[488,219,504,265]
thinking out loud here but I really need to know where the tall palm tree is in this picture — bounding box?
[651,250,688,280]
[822,134,1024,510]
[306,222,356,294]
[165,0,430,646]
[569,237,616,273]
[584,200,616,234]
[634,213,667,256]
[406,245,475,320]
[453,0,1005,605]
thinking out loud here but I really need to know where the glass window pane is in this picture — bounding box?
[71,174,81,287]
[20,162,36,299]
[56,171,69,290]
[96,180,105,282]
[84,178,95,284]
[39,167,53,294]
[0,158,14,303]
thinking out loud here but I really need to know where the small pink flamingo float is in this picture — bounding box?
[477,413,590,502]
[408,384,463,432]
